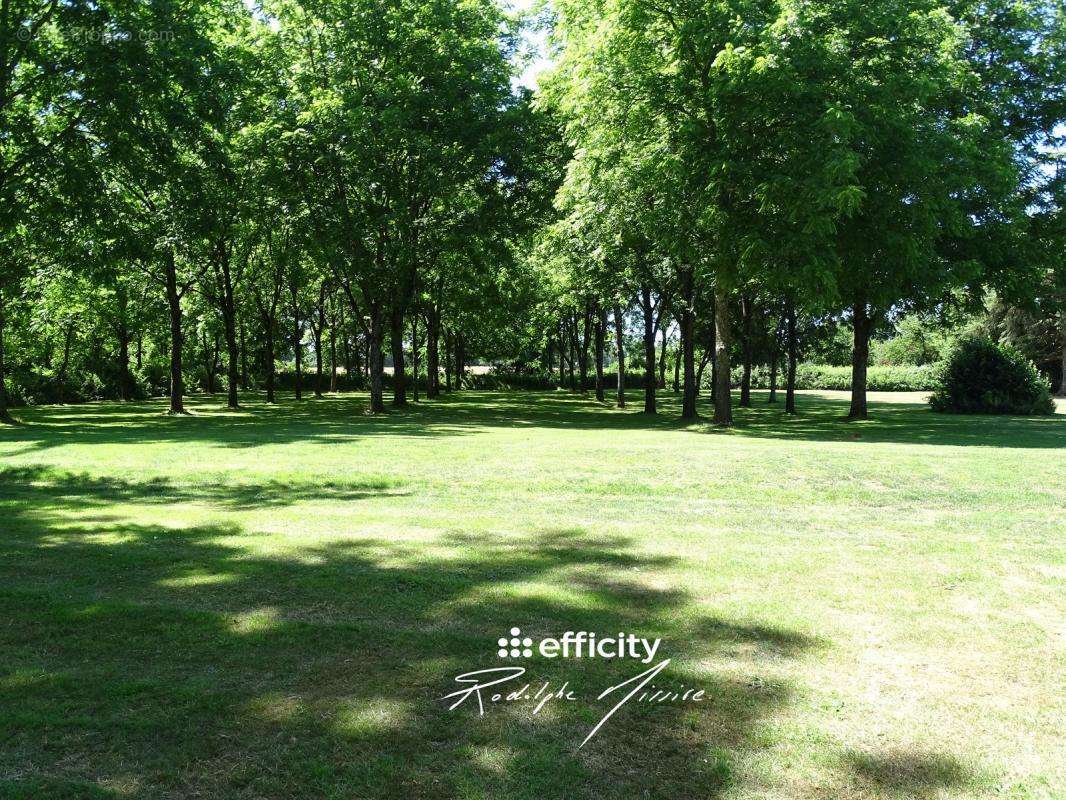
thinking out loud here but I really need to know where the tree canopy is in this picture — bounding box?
[0,0,1061,421]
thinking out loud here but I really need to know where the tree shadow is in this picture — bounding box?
[0,470,820,799]
[726,391,1066,449]
[837,748,981,799]
[2,389,1062,454]
[0,393,480,456]
[0,465,408,509]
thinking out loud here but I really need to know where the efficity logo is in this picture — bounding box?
[497,627,662,664]
[443,625,702,748]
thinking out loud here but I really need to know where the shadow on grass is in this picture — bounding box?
[731,391,1066,448]
[1,389,1062,454]
[839,749,979,798]
[0,468,830,799]
[0,465,408,509]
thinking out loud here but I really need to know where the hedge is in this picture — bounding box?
[738,363,938,392]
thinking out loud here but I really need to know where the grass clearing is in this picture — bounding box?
[1,390,1063,799]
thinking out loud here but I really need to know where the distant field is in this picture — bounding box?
[1,390,1062,799]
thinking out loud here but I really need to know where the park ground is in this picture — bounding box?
[0,390,1063,799]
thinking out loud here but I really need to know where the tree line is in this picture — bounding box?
[0,0,562,422]
[0,0,1062,425]
[533,0,1063,423]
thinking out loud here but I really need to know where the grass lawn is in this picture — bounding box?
[1,390,1063,799]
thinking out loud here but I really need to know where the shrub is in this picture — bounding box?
[464,371,555,390]
[7,369,74,405]
[929,337,1055,415]
[75,372,108,401]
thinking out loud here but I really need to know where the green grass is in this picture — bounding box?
[1,389,1063,800]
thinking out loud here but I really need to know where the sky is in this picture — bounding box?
[506,0,554,90]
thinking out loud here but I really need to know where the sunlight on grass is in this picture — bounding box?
[0,390,1062,799]
[334,700,414,737]
[228,607,284,635]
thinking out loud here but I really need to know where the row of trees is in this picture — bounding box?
[0,0,1061,424]
[0,0,561,422]
[534,0,1064,423]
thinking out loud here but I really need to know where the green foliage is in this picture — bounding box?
[930,337,1055,415]
[741,364,938,392]
[0,0,1060,426]
[870,314,969,367]
[8,366,152,406]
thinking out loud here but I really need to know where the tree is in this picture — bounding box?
[268,0,515,412]
[0,0,97,421]
[809,0,1049,419]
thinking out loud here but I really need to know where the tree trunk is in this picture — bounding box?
[785,302,798,415]
[455,332,466,390]
[556,328,566,386]
[117,322,131,401]
[709,293,717,404]
[579,304,592,393]
[329,318,338,393]
[410,315,420,402]
[768,312,782,404]
[848,301,873,420]
[613,304,626,408]
[566,318,576,390]
[368,302,385,413]
[312,325,324,398]
[0,288,14,423]
[657,327,668,390]
[1058,313,1066,398]
[673,346,681,394]
[212,331,222,389]
[239,319,249,391]
[594,307,606,402]
[264,320,276,403]
[391,305,407,406]
[559,335,568,385]
[164,251,186,414]
[739,294,753,407]
[222,315,239,408]
[444,330,453,391]
[343,325,353,387]
[696,351,710,397]
[350,335,359,385]
[219,258,240,410]
[201,329,215,395]
[426,307,440,398]
[713,284,733,426]
[640,285,657,414]
[58,321,74,386]
[115,285,132,401]
[291,291,303,401]
[680,270,697,419]
[312,286,325,398]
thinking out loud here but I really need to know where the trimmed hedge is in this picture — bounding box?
[269,364,940,393]
[929,337,1055,415]
[477,365,938,392]
[739,363,937,392]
